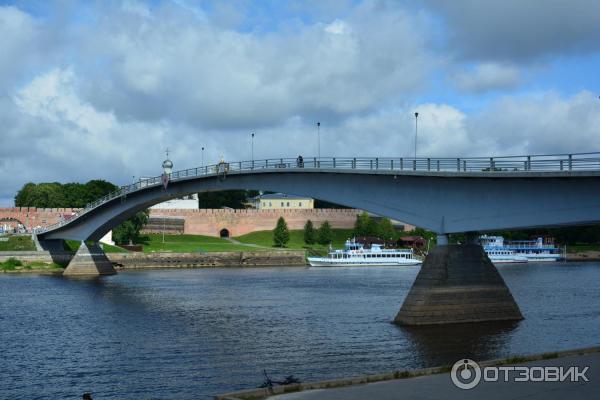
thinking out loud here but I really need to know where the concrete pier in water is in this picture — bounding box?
[63,241,117,276]
[395,240,523,325]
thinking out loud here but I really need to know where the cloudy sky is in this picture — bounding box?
[1,0,600,206]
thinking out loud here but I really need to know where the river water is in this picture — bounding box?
[1,262,599,399]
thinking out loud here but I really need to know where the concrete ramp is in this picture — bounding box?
[63,241,116,276]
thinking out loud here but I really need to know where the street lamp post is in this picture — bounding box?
[201,147,205,167]
[414,112,419,159]
[317,122,321,160]
[251,133,254,165]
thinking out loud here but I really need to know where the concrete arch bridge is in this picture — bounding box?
[36,153,600,326]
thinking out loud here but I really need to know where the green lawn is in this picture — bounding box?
[566,244,600,253]
[135,234,261,253]
[0,235,36,251]
[64,240,129,253]
[0,257,64,272]
[235,229,354,251]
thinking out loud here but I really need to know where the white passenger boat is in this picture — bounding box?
[307,239,422,267]
[479,235,563,263]
[485,249,528,264]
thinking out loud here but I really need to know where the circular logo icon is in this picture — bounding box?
[451,359,481,390]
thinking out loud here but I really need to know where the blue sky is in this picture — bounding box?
[0,0,600,205]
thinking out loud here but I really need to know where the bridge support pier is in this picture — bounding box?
[63,241,117,276]
[394,243,523,325]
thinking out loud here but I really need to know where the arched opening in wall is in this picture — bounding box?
[219,228,230,238]
[0,217,24,232]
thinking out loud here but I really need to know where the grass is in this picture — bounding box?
[64,240,129,253]
[566,244,600,253]
[0,257,63,272]
[235,229,354,252]
[135,234,261,253]
[0,235,36,251]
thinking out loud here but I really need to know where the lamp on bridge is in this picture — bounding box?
[163,149,173,175]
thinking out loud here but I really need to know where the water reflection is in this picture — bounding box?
[400,321,520,367]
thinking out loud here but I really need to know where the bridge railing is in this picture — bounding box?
[35,152,600,234]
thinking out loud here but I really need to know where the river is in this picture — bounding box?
[1,262,599,399]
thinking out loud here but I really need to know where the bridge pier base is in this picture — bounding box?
[394,244,523,325]
[63,241,117,276]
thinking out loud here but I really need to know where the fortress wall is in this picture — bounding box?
[148,208,362,237]
[0,207,411,238]
[0,208,79,230]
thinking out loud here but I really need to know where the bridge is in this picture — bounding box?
[36,152,600,326]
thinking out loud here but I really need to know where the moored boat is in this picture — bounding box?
[307,239,422,267]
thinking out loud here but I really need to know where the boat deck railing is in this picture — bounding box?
[36,152,600,235]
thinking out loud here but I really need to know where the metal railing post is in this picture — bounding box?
[370,159,373,169]
[413,159,416,171]
[376,158,379,170]
[391,159,394,170]
[400,158,403,170]
[560,160,563,171]
[463,160,466,171]
[490,157,494,171]
[568,154,572,171]
[427,158,430,171]
[457,158,460,171]
[527,156,531,171]
[352,158,356,169]
[333,158,336,168]
[436,160,440,171]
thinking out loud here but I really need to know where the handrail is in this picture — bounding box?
[35,152,600,235]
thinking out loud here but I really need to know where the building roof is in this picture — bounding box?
[252,193,312,200]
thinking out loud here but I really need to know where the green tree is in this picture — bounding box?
[303,219,316,244]
[113,210,149,245]
[376,218,396,240]
[353,212,371,237]
[14,180,117,208]
[197,190,259,209]
[317,221,333,245]
[273,217,290,247]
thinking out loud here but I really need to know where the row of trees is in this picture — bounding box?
[353,212,397,239]
[14,180,148,245]
[15,180,118,208]
[273,217,333,247]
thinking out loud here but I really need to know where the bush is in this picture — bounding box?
[317,221,333,245]
[1,257,23,271]
[273,217,290,247]
[303,220,316,244]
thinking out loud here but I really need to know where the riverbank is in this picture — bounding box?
[215,346,600,400]
[0,249,308,271]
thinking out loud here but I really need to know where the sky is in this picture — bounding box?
[1,0,600,206]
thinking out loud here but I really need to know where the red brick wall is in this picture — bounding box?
[148,208,364,237]
[0,208,79,230]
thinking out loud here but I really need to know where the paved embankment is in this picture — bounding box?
[0,249,307,269]
[216,347,599,400]
[109,250,307,268]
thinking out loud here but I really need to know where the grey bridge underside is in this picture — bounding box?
[37,169,600,242]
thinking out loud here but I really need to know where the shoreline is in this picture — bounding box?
[215,346,600,400]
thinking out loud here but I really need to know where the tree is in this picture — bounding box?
[14,180,117,208]
[376,218,396,240]
[317,220,333,245]
[303,220,316,244]
[197,190,259,209]
[273,217,290,247]
[113,210,149,245]
[353,212,371,237]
